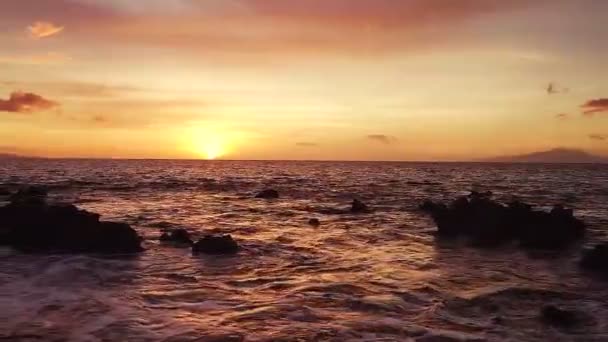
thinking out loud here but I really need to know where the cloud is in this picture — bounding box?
[582,98,608,116]
[92,115,108,123]
[0,81,143,99]
[555,113,569,120]
[296,142,318,147]
[546,82,568,95]
[0,92,59,113]
[1,0,545,59]
[367,134,398,144]
[28,21,64,39]
[589,134,607,141]
[0,52,71,65]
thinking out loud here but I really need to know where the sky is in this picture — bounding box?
[0,0,607,161]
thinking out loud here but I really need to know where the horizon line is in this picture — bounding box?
[3,156,608,165]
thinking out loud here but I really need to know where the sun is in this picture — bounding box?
[203,142,223,160]
[184,126,241,160]
[189,132,227,160]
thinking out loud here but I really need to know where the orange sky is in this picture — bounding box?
[1,0,607,160]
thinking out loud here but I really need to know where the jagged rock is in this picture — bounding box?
[192,235,239,255]
[8,186,48,205]
[580,243,608,274]
[0,192,143,254]
[159,228,193,246]
[308,218,321,226]
[255,189,279,199]
[540,305,580,327]
[351,199,369,213]
[420,192,585,249]
[0,187,11,196]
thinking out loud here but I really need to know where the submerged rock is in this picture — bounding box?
[350,199,369,213]
[540,305,580,327]
[0,191,143,254]
[580,243,608,274]
[308,218,321,226]
[255,189,279,199]
[159,228,193,246]
[192,234,239,255]
[420,192,585,249]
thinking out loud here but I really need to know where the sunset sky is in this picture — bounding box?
[1,0,607,160]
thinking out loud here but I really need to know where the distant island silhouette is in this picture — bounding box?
[0,153,26,159]
[482,148,608,164]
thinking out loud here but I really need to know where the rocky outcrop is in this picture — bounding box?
[0,187,11,196]
[420,191,585,249]
[8,186,47,205]
[192,235,239,255]
[540,305,582,327]
[255,189,279,199]
[160,228,193,246]
[308,218,321,226]
[0,187,143,254]
[350,199,369,213]
[580,243,608,275]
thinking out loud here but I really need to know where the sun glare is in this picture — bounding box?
[203,143,223,160]
[186,127,230,160]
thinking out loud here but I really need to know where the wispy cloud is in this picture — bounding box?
[91,115,108,123]
[28,21,64,39]
[589,134,607,141]
[0,52,71,65]
[582,98,608,116]
[546,82,568,95]
[1,0,545,59]
[0,92,59,113]
[367,134,398,144]
[296,142,318,147]
[555,113,569,120]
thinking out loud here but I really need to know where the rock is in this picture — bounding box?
[192,235,239,255]
[8,186,48,205]
[351,199,369,213]
[0,187,11,196]
[255,189,279,199]
[580,243,608,274]
[540,305,579,327]
[0,194,143,254]
[308,218,321,226]
[160,228,193,246]
[160,228,193,245]
[420,192,585,249]
[419,200,444,213]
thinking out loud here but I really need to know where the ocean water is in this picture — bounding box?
[1,159,608,342]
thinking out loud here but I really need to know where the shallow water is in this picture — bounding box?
[1,160,608,341]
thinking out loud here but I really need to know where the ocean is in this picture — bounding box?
[1,159,607,341]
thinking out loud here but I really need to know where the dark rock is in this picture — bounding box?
[540,305,580,327]
[420,192,585,249]
[0,195,143,254]
[308,218,321,226]
[255,189,279,199]
[351,199,369,213]
[8,186,48,205]
[159,228,193,246]
[580,243,608,274]
[192,235,239,255]
[491,316,504,325]
[419,200,444,213]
